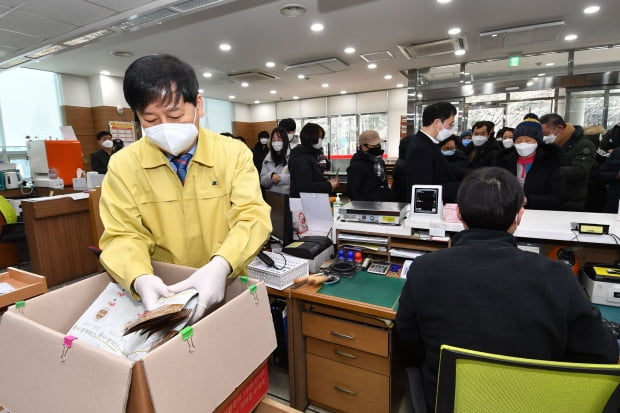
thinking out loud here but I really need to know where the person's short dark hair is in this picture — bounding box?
[233,135,247,144]
[482,120,495,134]
[278,118,296,133]
[471,121,490,134]
[523,112,539,121]
[439,134,458,148]
[96,130,112,141]
[422,102,457,127]
[457,167,524,231]
[300,123,324,148]
[220,132,235,138]
[112,138,124,153]
[496,127,515,139]
[123,54,199,115]
[539,113,567,128]
[258,130,269,139]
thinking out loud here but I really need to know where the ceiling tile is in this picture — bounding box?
[18,0,115,26]
[88,0,156,13]
[0,28,38,49]
[0,10,76,40]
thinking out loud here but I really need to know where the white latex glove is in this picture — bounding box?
[133,274,173,311]
[168,256,231,323]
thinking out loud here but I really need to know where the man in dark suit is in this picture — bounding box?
[405,101,467,203]
[90,130,113,174]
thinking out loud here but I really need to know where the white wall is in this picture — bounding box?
[100,75,127,107]
[60,74,91,107]
[233,103,251,122]
[250,103,277,122]
[387,88,407,158]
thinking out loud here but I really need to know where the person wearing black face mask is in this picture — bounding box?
[346,130,394,202]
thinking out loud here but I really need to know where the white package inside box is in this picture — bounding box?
[0,262,277,413]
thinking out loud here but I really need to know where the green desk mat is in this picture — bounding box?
[317,271,406,310]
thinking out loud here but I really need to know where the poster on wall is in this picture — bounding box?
[108,121,136,146]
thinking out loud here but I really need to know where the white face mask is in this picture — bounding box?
[515,142,538,157]
[312,139,323,150]
[502,139,514,149]
[271,141,283,151]
[144,108,198,156]
[437,127,453,142]
[543,134,556,144]
[101,140,113,149]
[472,136,488,147]
[259,138,268,145]
[288,133,297,141]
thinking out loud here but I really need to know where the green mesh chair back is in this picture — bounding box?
[435,345,620,413]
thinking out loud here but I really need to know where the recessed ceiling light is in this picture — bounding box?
[270,90,277,94]
[219,43,231,51]
[448,27,461,35]
[322,83,329,88]
[340,90,347,94]
[229,95,235,99]
[297,74,306,79]
[417,93,423,98]
[454,49,466,56]
[396,83,404,88]
[384,74,393,80]
[584,5,600,14]
[565,34,578,41]
[254,100,260,104]
[437,0,452,4]
[491,33,498,38]
[280,4,306,17]
[100,70,110,75]
[465,80,472,84]
[545,62,555,66]
[265,61,275,68]
[203,72,213,78]
[241,81,249,87]
[111,50,134,58]
[367,63,377,69]
[311,23,324,32]
[293,96,299,100]
[538,73,546,76]
[527,81,534,86]
[344,47,356,54]
[198,89,204,94]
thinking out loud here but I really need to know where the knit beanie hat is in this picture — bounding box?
[514,118,543,143]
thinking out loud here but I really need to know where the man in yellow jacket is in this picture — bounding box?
[99,54,271,322]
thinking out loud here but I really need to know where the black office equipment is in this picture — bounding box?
[264,191,293,246]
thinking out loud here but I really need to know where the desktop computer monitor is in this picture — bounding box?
[264,191,293,246]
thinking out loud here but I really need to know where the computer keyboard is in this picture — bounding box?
[603,319,620,339]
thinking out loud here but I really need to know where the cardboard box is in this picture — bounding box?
[0,262,277,413]
[0,267,47,309]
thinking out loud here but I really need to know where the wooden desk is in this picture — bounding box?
[286,282,403,412]
[21,195,98,287]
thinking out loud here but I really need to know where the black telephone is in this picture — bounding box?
[282,236,333,259]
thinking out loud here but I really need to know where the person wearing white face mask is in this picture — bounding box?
[252,130,270,176]
[90,130,114,174]
[288,122,339,197]
[468,121,499,169]
[495,118,566,210]
[497,127,515,149]
[98,54,271,324]
[405,101,468,203]
[260,127,291,195]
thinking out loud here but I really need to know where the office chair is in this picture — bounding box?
[435,344,620,413]
[0,213,28,268]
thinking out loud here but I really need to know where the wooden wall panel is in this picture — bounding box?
[233,120,277,148]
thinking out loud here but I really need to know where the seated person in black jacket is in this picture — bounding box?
[346,130,393,202]
[495,118,566,210]
[288,123,338,198]
[396,167,619,413]
[90,130,113,174]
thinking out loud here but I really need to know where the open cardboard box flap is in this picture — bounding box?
[0,262,277,413]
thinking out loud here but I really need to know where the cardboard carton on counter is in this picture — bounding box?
[0,262,277,413]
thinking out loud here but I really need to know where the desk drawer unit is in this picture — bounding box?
[302,311,391,412]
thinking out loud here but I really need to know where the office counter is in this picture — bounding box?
[21,194,98,287]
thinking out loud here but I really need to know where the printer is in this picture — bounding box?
[581,265,620,307]
[282,236,333,272]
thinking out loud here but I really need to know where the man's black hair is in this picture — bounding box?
[422,102,457,127]
[258,130,269,139]
[96,130,111,140]
[300,123,324,148]
[123,54,199,115]
[278,118,297,133]
[439,134,459,148]
[472,121,490,134]
[457,167,524,231]
[539,113,567,128]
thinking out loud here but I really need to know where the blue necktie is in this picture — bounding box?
[172,153,192,183]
